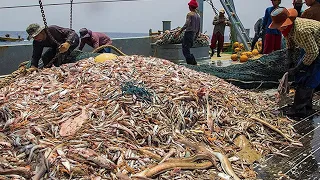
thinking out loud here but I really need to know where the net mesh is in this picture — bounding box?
[185,48,300,89]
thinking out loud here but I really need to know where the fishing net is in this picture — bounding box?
[185,48,301,89]
[154,27,210,47]
[121,81,153,103]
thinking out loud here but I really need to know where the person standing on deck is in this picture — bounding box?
[295,0,320,68]
[26,23,79,68]
[175,0,200,65]
[269,8,320,118]
[261,0,282,54]
[251,17,265,53]
[210,9,231,57]
[301,0,320,21]
[293,0,303,17]
[78,28,113,53]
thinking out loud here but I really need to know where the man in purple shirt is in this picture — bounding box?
[78,28,112,53]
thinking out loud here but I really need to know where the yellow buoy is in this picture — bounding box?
[94,53,118,63]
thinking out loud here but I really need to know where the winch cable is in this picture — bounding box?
[0,0,156,10]
[39,0,61,67]
[204,0,219,15]
[70,0,73,29]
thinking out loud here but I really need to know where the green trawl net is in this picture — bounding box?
[184,48,300,89]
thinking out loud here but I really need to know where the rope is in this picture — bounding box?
[0,61,29,89]
[92,45,127,56]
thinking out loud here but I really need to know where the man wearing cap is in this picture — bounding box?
[301,0,320,21]
[261,0,282,54]
[175,0,201,65]
[210,9,231,57]
[26,23,79,68]
[269,7,320,118]
[78,28,112,53]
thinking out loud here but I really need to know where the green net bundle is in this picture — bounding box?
[185,49,300,89]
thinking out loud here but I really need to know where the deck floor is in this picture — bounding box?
[254,94,320,180]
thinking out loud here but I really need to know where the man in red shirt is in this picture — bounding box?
[78,28,112,53]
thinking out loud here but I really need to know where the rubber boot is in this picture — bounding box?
[306,89,315,114]
[190,55,197,65]
[217,47,221,57]
[284,87,314,118]
[210,48,215,57]
[186,55,197,65]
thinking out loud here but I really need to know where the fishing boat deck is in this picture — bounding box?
[176,52,263,67]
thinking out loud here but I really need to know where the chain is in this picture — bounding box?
[39,0,48,28]
[70,0,73,29]
[38,0,63,68]
[38,0,60,46]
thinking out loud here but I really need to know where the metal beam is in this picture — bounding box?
[220,0,251,50]
[198,0,204,33]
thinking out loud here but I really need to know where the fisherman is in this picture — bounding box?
[26,23,79,68]
[301,0,320,21]
[269,7,320,118]
[78,28,113,53]
[210,9,231,57]
[251,17,264,52]
[296,0,320,73]
[175,0,200,65]
[293,0,303,17]
[261,0,282,54]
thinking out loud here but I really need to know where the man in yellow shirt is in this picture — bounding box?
[269,7,320,118]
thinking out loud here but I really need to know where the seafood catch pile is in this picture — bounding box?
[0,56,301,180]
[154,27,210,47]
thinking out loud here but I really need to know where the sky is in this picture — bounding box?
[0,0,307,37]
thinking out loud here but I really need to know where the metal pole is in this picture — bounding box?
[220,0,250,50]
[225,0,250,42]
[229,0,236,13]
[198,0,204,33]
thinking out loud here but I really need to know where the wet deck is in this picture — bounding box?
[254,95,320,180]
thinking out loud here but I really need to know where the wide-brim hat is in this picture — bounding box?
[79,28,90,39]
[269,8,298,29]
[26,23,45,40]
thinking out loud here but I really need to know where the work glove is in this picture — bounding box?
[59,42,71,53]
[26,66,38,73]
[288,62,306,76]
